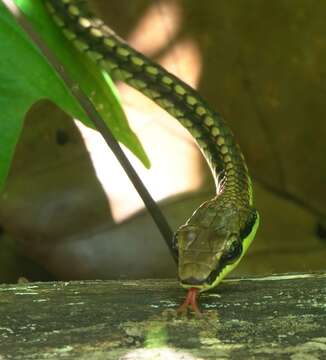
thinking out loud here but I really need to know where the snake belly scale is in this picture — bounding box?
[45,0,260,294]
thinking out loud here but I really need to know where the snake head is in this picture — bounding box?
[174,200,259,292]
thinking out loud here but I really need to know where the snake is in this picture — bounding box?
[45,0,260,313]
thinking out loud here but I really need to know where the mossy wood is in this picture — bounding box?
[0,272,325,359]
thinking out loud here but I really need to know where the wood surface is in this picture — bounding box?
[0,272,325,359]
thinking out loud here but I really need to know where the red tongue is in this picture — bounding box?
[177,287,201,315]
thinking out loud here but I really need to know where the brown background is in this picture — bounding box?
[0,0,325,282]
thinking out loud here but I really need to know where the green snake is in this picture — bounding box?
[45,0,260,313]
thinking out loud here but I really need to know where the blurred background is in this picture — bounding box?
[0,0,325,283]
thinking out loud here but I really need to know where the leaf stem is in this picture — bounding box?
[1,0,177,263]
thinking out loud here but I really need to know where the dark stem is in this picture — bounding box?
[1,0,177,263]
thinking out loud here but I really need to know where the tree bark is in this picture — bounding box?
[0,272,325,359]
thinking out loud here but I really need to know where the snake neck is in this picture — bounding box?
[46,0,253,209]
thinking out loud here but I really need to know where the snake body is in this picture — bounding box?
[45,0,259,294]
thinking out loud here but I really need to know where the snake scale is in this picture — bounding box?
[45,0,260,312]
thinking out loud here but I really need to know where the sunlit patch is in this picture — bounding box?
[76,1,204,222]
[121,347,198,360]
[127,0,182,56]
[159,38,202,88]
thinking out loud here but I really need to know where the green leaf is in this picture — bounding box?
[0,0,150,190]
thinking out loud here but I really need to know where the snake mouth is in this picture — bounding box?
[180,276,206,286]
[179,265,223,291]
[178,261,220,290]
[179,276,212,292]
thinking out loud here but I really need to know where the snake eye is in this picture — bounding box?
[223,240,242,263]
